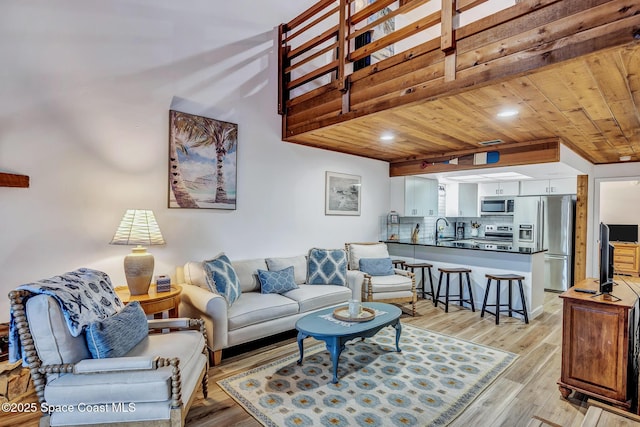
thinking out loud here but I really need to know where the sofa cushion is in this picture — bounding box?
[227,292,299,331]
[204,253,242,306]
[26,295,91,369]
[368,274,413,293]
[258,266,299,294]
[359,257,395,276]
[266,255,307,285]
[284,284,351,313]
[85,301,148,359]
[347,243,389,270]
[183,261,209,289]
[307,248,347,286]
[231,258,268,293]
[45,330,206,406]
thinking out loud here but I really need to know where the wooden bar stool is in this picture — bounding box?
[481,273,529,325]
[435,267,475,313]
[404,262,435,301]
[392,259,406,269]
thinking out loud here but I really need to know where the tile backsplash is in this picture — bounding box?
[381,214,514,241]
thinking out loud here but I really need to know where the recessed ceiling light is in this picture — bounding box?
[497,110,518,118]
[620,155,632,161]
[380,133,394,141]
[478,139,503,146]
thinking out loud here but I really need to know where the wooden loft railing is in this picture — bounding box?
[278,0,640,140]
[0,172,29,188]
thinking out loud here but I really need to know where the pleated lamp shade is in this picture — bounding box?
[110,210,165,295]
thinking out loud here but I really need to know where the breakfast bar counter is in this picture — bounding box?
[385,239,546,320]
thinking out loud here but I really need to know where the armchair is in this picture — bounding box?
[9,280,208,427]
[345,242,416,316]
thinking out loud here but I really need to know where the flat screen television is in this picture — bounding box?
[599,222,614,294]
[606,224,639,243]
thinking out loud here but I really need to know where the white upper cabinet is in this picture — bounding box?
[478,181,520,197]
[445,182,478,217]
[390,176,438,217]
[519,177,577,195]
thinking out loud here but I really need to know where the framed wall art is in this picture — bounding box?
[168,110,237,209]
[325,171,361,216]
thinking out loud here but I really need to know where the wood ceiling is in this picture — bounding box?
[279,0,640,175]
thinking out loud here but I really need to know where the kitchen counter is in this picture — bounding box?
[386,240,546,320]
[383,238,546,254]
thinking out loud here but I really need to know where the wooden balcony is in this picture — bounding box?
[278,0,640,175]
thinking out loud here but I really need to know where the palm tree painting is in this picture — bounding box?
[169,110,238,209]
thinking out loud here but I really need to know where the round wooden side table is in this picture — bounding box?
[115,284,182,318]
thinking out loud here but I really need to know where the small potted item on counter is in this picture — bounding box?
[471,222,481,237]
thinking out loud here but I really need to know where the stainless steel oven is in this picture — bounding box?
[480,197,515,216]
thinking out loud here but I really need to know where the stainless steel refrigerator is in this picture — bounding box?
[514,195,576,291]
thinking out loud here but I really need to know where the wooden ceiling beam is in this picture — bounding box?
[0,173,30,188]
[389,139,560,176]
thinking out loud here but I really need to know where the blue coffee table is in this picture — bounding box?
[295,302,402,383]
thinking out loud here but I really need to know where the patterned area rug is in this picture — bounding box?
[218,324,517,427]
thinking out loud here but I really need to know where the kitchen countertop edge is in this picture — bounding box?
[383,240,547,255]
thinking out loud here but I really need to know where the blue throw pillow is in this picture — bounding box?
[307,248,347,286]
[86,301,148,359]
[203,253,242,306]
[258,266,299,294]
[359,257,395,276]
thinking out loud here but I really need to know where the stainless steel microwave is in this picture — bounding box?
[480,197,515,215]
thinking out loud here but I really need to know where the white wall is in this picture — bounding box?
[587,164,640,276]
[0,1,390,321]
[599,181,640,224]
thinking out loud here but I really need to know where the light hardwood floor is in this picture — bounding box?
[186,291,593,427]
[3,292,594,427]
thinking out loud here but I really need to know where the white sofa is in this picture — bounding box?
[179,255,363,365]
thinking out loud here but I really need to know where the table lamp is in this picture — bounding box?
[110,209,165,295]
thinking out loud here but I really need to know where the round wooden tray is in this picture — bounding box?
[333,306,376,322]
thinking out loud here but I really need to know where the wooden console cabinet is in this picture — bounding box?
[558,278,640,412]
[613,243,640,277]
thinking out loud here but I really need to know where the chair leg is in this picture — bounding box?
[202,368,209,399]
[435,272,444,308]
[458,272,464,309]
[466,272,475,312]
[495,280,501,325]
[508,279,513,318]
[481,278,491,318]
[518,279,530,324]
[427,267,435,304]
[444,273,450,313]
[411,274,417,316]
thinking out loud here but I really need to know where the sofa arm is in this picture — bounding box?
[346,270,364,301]
[179,284,228,352]
[394,268,414,278]
[73,356,161,374]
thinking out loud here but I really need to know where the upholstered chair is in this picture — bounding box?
[345,242,416,316]
[9,273,208,427]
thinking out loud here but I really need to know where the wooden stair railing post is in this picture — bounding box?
[337,0,347,92]
[442,0,456,82]
[277,23,289,116]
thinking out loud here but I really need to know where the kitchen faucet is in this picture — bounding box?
[435,217,450,244]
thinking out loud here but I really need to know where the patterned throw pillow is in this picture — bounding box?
[307,248,347,286]
[258,266,299,294]
[203,253,242,306]
[86,301,148,359]
[359,257,395,276]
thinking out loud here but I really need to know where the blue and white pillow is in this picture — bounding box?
[258,266,299,294]
[307,248,347,286]
[86,301,148,359]
[203,253,241,306]
[359,257,395,276]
